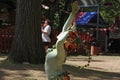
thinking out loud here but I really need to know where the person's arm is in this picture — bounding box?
[41,25,51,35]
[41,29,49,35]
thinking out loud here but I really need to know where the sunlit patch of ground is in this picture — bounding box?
[0,54,120,80]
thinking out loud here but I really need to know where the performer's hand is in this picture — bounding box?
[71,1,79,14]
[71,23,76,30]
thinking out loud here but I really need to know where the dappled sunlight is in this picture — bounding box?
[0,55,46,80]
[0,63,47,80]
[0,54,120,80]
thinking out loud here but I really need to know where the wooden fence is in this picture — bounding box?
[0,26,15,52]
[0,27,59,53]
[0,26,95,55]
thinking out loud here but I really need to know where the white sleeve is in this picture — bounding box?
[44,25,51,35]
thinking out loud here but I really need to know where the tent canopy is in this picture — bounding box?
[76,12,107,27]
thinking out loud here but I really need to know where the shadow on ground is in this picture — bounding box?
[63,64,120,80]
[0,58,45,80]
[0,54,120,80]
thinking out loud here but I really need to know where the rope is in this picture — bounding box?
[75,34,92,69]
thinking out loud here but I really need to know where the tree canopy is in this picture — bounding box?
[1,0,119,28]
[100,0,120,24]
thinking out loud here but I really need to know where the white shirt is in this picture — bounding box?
[42,25,51,42]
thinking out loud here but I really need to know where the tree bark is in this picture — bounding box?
[8,0,46,64]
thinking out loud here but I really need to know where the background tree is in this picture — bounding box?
[100,0,120,24]
[8,0,46,64]
[1,0,120,29]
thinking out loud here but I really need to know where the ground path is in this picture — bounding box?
[0,54,120,80]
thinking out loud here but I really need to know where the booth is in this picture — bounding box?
[76,0,107,55]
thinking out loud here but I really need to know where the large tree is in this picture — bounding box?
[8,0,46,64]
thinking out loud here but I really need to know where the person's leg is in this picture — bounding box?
[44,45,49,52]
[43,42,50,53]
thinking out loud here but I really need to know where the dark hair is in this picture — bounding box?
[45,19,50,24]
[41,20,44,23]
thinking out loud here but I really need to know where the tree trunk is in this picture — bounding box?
[8,0,46,64]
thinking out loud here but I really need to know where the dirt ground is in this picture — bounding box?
[0,53,120,80]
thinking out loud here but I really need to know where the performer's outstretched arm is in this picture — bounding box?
[45,1,79,80]
[62,1,79,32]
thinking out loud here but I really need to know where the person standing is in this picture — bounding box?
[41,19,51,52]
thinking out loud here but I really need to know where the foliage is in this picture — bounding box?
[1,0,120,26]
[0,0,16,11]
[57,0,120,28]
[41,0,65,30]
[53,13,59,29]
[50,0,120,29]
[100,0,120,24]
